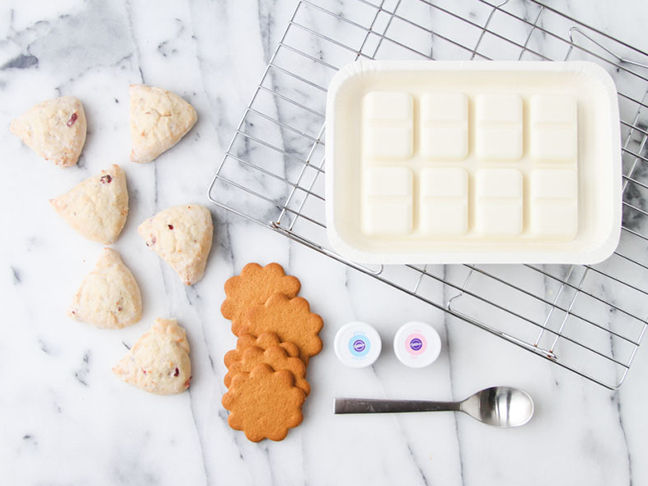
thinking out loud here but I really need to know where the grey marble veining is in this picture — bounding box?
[1,0,648,485]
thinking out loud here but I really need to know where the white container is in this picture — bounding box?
[325,61,622,264]
[393,322,442,368]
[334,321,382,368]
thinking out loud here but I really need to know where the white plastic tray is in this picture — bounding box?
[325,61,622,265]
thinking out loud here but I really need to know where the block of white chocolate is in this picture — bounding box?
[419,168,468,235]
[363,92,413,160]
[420,93,469,161]
[475,168,523,236]
[363,167,413,235]
[475,94,523,162]
[530,169,578,237]
[530,95,577,162]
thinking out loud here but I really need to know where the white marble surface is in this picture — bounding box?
[1,0,648,485]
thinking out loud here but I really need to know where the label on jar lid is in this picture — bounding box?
[334,321,382,368]
[393,321,441,368]
[406,333,426,355]
[349,335,371,357]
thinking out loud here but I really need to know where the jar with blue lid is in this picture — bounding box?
[334,321,382,368]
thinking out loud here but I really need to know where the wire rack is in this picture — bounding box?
[208,0,648,389]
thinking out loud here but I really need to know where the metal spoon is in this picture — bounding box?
[334,386,534,428]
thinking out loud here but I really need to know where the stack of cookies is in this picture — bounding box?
[220,263,324,442]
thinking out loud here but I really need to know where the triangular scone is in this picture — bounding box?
[10,96,86,168]
[129,84,197,163]
[138,204,213,285]
[69,248,142,329]
[112,318,191,395]
[50,164,129,244]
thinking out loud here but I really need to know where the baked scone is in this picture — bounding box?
[129,84,197,163]
[10,96,86,168]
[50,164,129,244]
[69,248,142,329]
[138,204,213,285]
[112,318,191,395]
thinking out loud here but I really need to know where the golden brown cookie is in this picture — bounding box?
[222,363,305,442]
[224,344,310,396]
[224,332,300,368]
[236,293,323,362]
[221,263,301,326]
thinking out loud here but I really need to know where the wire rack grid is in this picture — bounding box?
[208,0,648,390]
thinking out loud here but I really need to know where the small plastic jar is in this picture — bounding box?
[334,321,382,368]
[393,321,441,368]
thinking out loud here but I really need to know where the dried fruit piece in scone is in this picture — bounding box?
[222,363,305,442]
[224,332,300,368]
[224,345,310,396]
[10,96,86,168]
[129,84,197,163]
[112,318,191,395]
[236,293,323,363]
[221,263,301,327]
[138,204,213,286]
[69,248,142,329]
[50,164,129,244]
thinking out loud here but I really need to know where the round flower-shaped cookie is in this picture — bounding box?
[224,344,310,396]
[222,364,305,442]
[224,332,300,368]
[221,263,301,327]
[236,294,323,363]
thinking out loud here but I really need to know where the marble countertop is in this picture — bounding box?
[1,0,648,485]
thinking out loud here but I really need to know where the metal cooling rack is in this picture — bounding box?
[208,0,648,389]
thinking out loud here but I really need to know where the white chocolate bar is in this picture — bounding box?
[327,61,621,264]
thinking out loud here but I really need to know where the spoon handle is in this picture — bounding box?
[334,398,461,414]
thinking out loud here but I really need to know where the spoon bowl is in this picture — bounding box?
[334,386,534,428]
[460,386,534,427]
